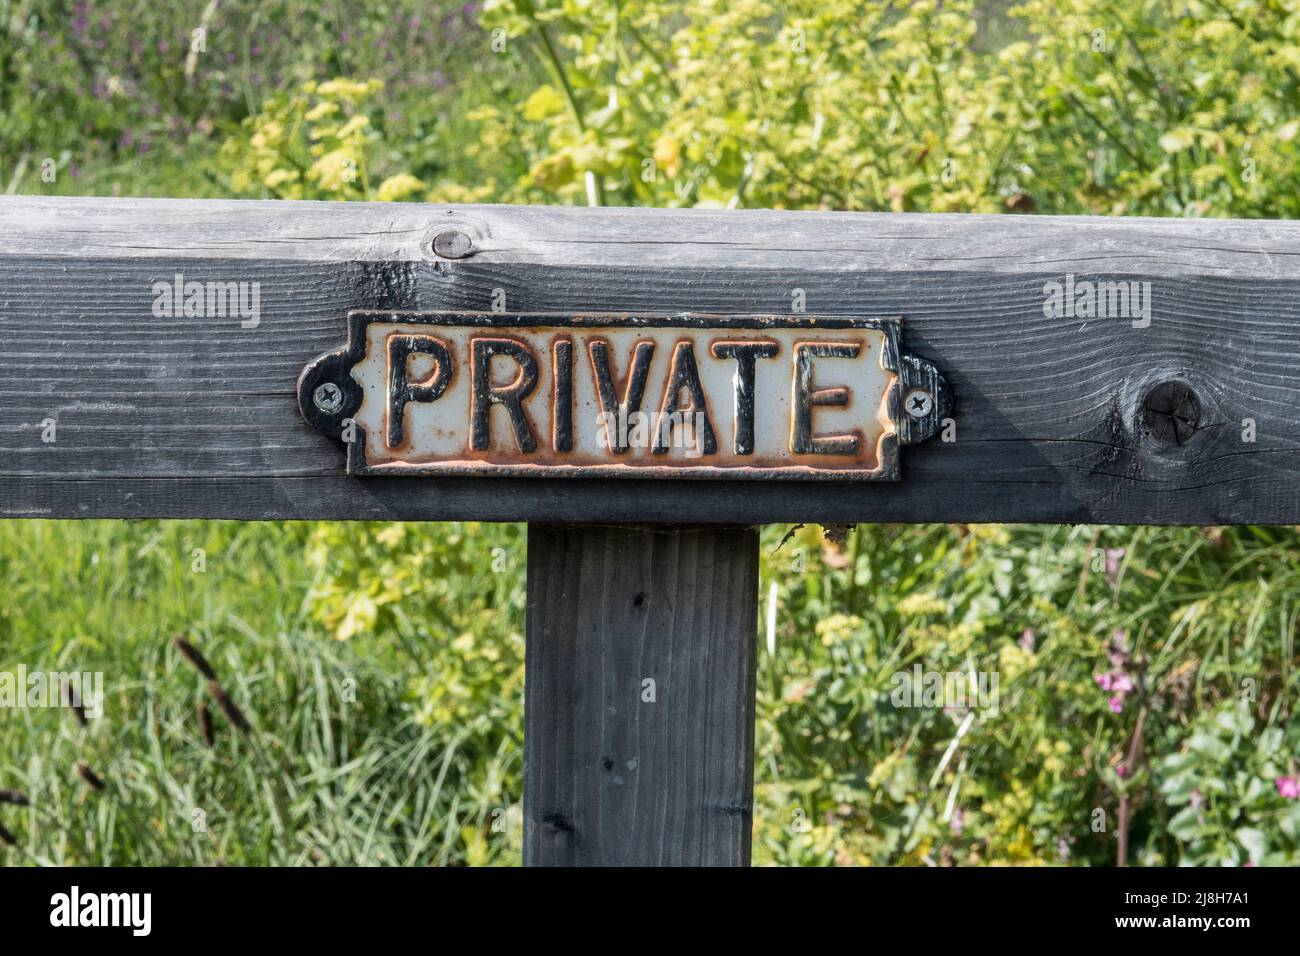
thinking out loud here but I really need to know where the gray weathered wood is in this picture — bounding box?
[524,524,757,866]
[4,194,1300,524]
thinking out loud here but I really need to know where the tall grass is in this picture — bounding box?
[0,520,524,866]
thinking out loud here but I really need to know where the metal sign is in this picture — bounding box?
[298,312,949,480]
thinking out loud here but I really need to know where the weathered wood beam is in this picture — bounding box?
[3,195,1299,524]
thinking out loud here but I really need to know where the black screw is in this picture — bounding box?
[1140,381,1201,446]
[432,229,473,259]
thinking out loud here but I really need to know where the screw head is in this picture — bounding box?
[904,388,933,420]
[313,382,344,414]
[432,229,473,259]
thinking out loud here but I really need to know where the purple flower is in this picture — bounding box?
[1111,673,1134,694]
[1096,672,1114,691]
[1105,548,1125,586]
[1108,696,1124,714]
[949,808,964,835]
[1019,628,1036,653]
[1277,776,1300,799]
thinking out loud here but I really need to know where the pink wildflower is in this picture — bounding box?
[1105,548,1125,587]
[1108,696,1124,714]
[1277,776,1300,799]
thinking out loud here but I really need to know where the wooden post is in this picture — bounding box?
[524,524,759,866]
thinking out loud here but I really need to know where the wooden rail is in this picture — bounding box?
[4,196,1299,524]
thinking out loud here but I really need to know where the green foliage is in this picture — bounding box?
[751,524,1300,866]
[1158,703,1300,866]
[466,0,1300,216]
[0,0,491,197]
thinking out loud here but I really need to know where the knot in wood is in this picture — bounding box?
[432,229,473,259]
[1139,381,1201,446]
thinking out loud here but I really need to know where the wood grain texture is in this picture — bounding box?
[524,525,758,866]
[3,195,1300,524]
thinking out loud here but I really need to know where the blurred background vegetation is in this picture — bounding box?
[2,0,1300,865]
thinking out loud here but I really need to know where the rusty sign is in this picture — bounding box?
[298,312,950,480]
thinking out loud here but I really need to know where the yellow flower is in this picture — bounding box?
[815,613,861,646]
[653,134,682,177]
[522,85,565,121]
[868,752,902,789]
[897,592,945,617]
[305,101,339,121]
[968,524,1009,545]
[308,149,359,192]
[317,78,381,100]
[376,173,427,202]
[335,593,376,641]
[263,168,298,189]
[1193,20,1236,43]
[375,524,405,547]
[427,181,500,204]
[337,115,370,139]
[1159,128,1196,153]
[999,642,1035,680]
